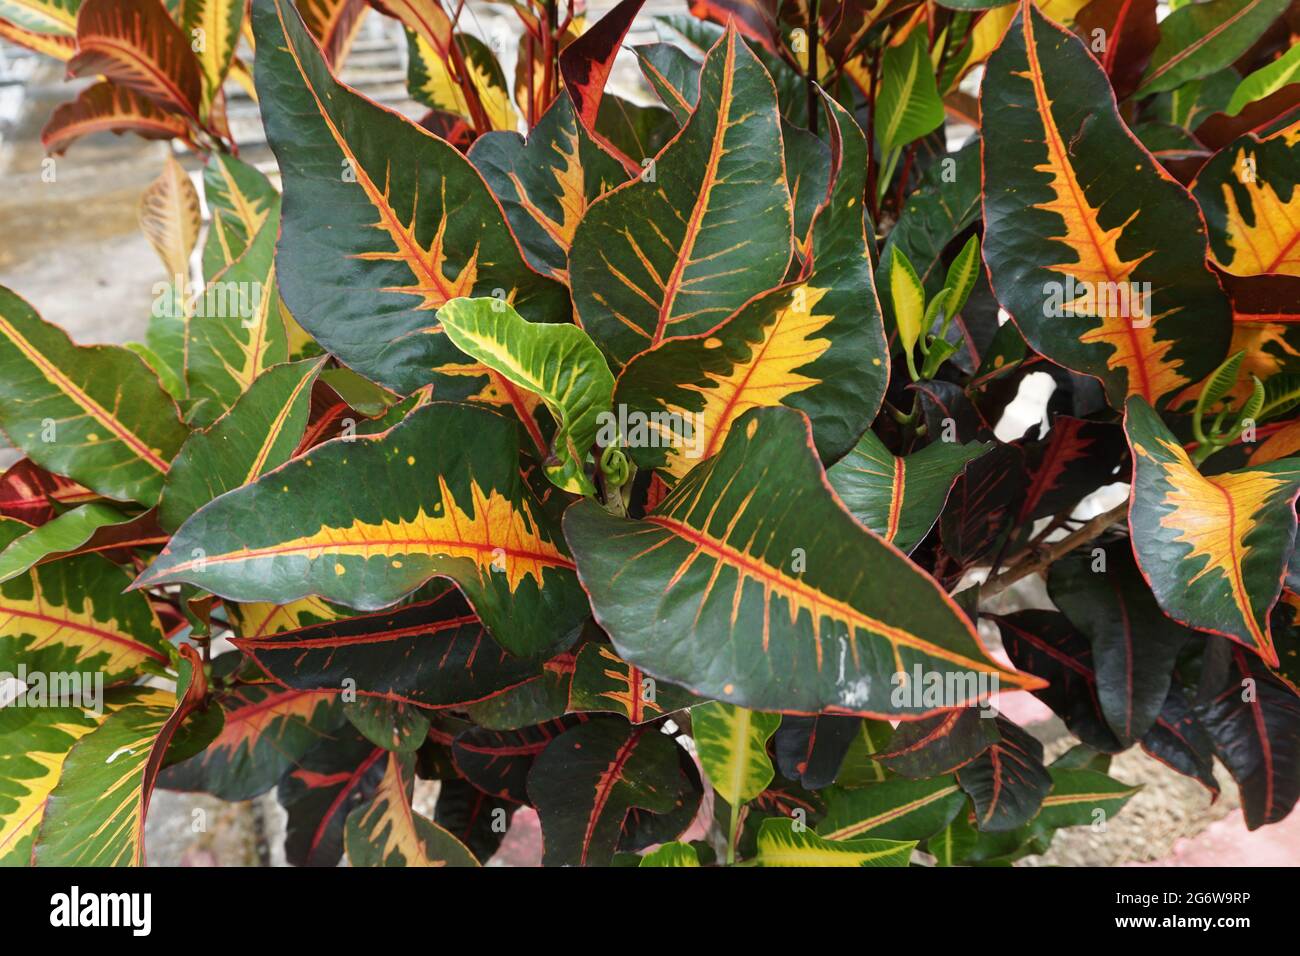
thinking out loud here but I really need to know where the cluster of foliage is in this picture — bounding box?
[0,0,1298,868]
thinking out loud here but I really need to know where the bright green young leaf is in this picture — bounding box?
[0,502,132,584]
[755,817,916,867]
[692,701,781,808]
[874,28,944,152]
[639,841,700,866]
[889,247,926,356]
[437,297,614,496]
[1225,42,1300,115]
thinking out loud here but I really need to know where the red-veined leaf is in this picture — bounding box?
[40,80,195,154]
[1126,395,1300,666]
[564,406,1044,718]
[136,402,588,661]
[250,0,568,395]
[234,584,559,707]
[568,23,794,369]
[67,0,204,121]
[981,2,1231,409]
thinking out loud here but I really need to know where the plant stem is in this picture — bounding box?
[806,0,820,135]
[979,501,1128,599]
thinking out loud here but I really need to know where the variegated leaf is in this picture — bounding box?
[1126,395,1300,666]
[981,2,1231,409]
[251,0,567,395]
[135,402,588,661]
[564,407,1044,717]
[568,23,793,369]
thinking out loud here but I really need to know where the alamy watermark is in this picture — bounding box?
[1043,276,1152,325]
[0,665,104,714]
[890,664,999,716]
[594,403,707,460]
[151,275,266,326]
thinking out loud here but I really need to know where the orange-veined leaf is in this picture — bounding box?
[345,751,479,866]
[175,0,244,113]
[250,0,568,395]
[1192,118,1300,278]
[469,91,626,281]
[0,15,75,58]
[1126,395,1300,666]
[981,2,1231,409]
[40,80,195,154]
[564,406,1044,717]
[611,94,884,481]
[817,776,966,843]
[67,0,204,121]
[1033,767,1141,829]
[184,202,289,426]
[0,0,78,34]
[567,642,702,724]
[1135,0,1291,97]
[0,286,186,505]
[200,152,278,279]
[134,402,588,661]
[568,22,794,369]
[297,0,367,65]
[828,431,988,555]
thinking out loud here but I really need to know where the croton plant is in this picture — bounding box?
[0,0,1297,869]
